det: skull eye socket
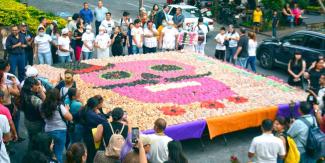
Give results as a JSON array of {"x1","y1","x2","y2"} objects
[
  {"x1": 150, "y1": 64, "x2": 183, "y2": 72},
  {"x1": 101, "y1": 71, "x2": 132, "y2": 80}
]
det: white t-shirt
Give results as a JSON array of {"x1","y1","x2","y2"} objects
[
  {"x1": 194, "y1": 24, "x2": 209, "y2": 44},
  {"x1": 100, "y1": 19, "x2": 115, "y2": 36},
  {"x1": 248, "y1": 39, "x2": 258, "y2": 57},
  {"x1": 131, "y1": 27, "x2": 144, "y2": 46},
  {"x1": 249, "y1": 133, "x2": 285, "y2": 163},
  {"x1": 0, "y1": 114, "x2": 10, "y2": 163},
  {"x1": 215, "y1": 33, "x2": 226, "y2": 50},
  {"x1": 162, "y1": 27, "x2": 179, "y2": 50},
  {"x1": 144, "y1": 28, "x2": 158, "y2": 48},
  {"x1": 146, "y1": 134, "x2": 172, "y2": 163},
  {"x1": 227, "y1": 32, "x2": 239, "y2": 48},
  {"x1": 34, "y1": 34, "x2": 52, "y2": 53},
  {"x1": 57, "y1": 36, "x2": 71, "y2": 56},
  {"x1": 82, "y1": 32, "x2": 95, "y2": 52}
]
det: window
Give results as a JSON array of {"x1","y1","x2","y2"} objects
[
  {"x1": 304, "y1": 35, "x2": 323, "y2": 50},
  {"x1": 183, "y1": 8, "x2": 202, "y2": 18},
  {"x1": 169, "y1": 7, "x2": 176, "y2": 16},
  {"x1": 283, "y1": 34, "x2": 305, "y2": 46}
]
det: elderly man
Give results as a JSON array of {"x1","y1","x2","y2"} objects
[
  {"x1": 94, "y1": 0, "x2": 108, "y2": 35},
  {"x1": 172, "y1": 7, "x2": 184, "y2": 29}
]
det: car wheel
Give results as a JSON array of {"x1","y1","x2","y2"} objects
[{"x1": 259, "y1": 49, "x2": 274, "y2": 69}]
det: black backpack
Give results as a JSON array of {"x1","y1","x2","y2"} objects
[{"x1": 300, "y1": 117, "x2": 325, "y2": 159}]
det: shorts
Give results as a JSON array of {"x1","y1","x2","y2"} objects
[{"x1": 253, "y1": 22, "x2": 261, "y2": 26}]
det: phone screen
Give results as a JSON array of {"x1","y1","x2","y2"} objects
[
  {"x1": 7, "y1": 75, "x2": 13, "y2": 80},
  {"x1": 131, "y1": 127, "x2": 139, "y2": 144}
]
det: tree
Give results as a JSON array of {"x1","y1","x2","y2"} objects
[{"x1": 318, "y1": 0, "x2": 325, "y2": 12}]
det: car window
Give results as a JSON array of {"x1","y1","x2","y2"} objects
[
  {"x1": 169, "y1": 7, "x2": 176, "y2": 16},
  {"x1": 304, "y1": 35, "x2": 323, "y2": 50},
  {"x1": 283, "y1": 34, "x2": 305, "y2": 46},
  {"x1": 183, "y1": 8, "x2": 202, "y2": 18}
]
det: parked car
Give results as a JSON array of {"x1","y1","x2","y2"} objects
[
  {"x1": 167, "y1": 4, "x2": 214, "y2": 32},
  {"x1": 257, "y1": 30, "x2": 325, "y2": 69}
]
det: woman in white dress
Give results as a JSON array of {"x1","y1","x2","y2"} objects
[
  {"x1": 94, "y1": 26, "x2": 111, "y2": 59},
  {"x1": 160, "y1": 20, "x2": 179, "y2": 51}
]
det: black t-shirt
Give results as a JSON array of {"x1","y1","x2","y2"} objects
[
  {"x1": 100, "y1": 121, "x2": 128, "y2": 150},
  {"x1": 309, "y1": 68, "x2": 325, "y2": 92},
  {"x1": 74, "y1": 29, "x2": 84, "y2": 46},
  {"x1": 237, "y1": 35, "x2": 249, "y2": 58}
]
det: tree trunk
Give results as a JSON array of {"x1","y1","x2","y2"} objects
[{"x1": 318, "y1": 0, "x2": 325, "y2": 12}]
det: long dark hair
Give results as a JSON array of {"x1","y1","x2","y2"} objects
[
  {"x1": 42, "y1": 89, "x2": 61, "y2": 119},
  {"x1": 68, "y1": 88, "x2": 77, "y2": 102},
  {"x1": 79, "y1": 97, "x2": 100, "y2": 124},
  {"x1": 290, "y1": 52, "x2": 303, "y2": 67},
  {"x1": 275, "y1": 116, "x2": 290, "y2": 131},
  {"x1": 31, "y1": 133, "x2": 54, "y2": 158},
  {"x1": 65, "y1": 143, "x2": 86, "y2": 163},
  {"x1": 167, "y1": 141, "x2": 188, "y2": 163}
]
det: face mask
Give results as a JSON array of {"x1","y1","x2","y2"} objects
[
  {"x1": 86, "y1": 30, "x2": 91, "y2": 34},
  {"x1": 167, "y1": 25, "x2": 173, "y2": 29},
  {"x1": 39, "y1": 32, "x2": 44, "y2": 37},
  {"x1": 99, "y1": 31, "x2": 104, "y2": 35}
]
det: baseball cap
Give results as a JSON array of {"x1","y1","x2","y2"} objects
[{"x1": 62, "y1": 28, "x2": 69, "y2": 34}]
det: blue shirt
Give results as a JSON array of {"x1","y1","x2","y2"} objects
[
  {"x1": 85, "y1": 109, "x2": 108, "y2": 129},
  {"x1": 64, "y1": 98, "x2": 82, "y2": 115},
  {"x1": 6, "y1": 33, "x2": 27, "y2": 55},
  {"x1": 94, "y1": 7, "x2": 108, "y2": 22},
  {"x1": 80, "y1": 8, "x2": 93, "y2": 24}
]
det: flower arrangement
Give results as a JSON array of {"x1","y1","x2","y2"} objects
[{"x1": 34, "y1": 52, "x2": 307, "y2": 130}]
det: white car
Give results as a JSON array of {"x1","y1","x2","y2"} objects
[{"x1": 167, "y1": 4, "x2": 214, "y2": 32}]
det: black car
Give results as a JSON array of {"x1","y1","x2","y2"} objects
[{"x1": 257, "y1": 31, "x2": 325, "y2": 69}]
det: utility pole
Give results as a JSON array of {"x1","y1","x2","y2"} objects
[{"x1": 139, "y1": 0, "x2": 144, "y2": 10}]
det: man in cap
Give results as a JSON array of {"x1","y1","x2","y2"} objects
[
  {"x1": 5, "y1": 25, "x2": 27, "y2": 81},
  {"x1": 19, "y1": 23, "x2": 34, "y2": 65},
  {"x1": 20, "y1": 66, "x2": 53, "y2": 91}
]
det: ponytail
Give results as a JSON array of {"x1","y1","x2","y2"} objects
[{"x1": 65, "y1": 143, "x2": 86, "y2": 163}]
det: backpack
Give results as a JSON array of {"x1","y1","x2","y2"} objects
[
  {"x1": 104, "y1": 122, "x2": 125, "y2": 158},
  {"x1": 197, "y1": 25, "x2": 205, "y2": 44},
  {"x1": 285, "y1": 136, "x2": 300, "y2": 163},
  {"x1": 300, "y1": 117, "x2": 325, "y2": 159}
]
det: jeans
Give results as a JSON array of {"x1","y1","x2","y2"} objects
[
  {"x1": 246, "y1": 56, "x2": 256, "y2": 72},
  {"x1": 132, "y1": 45, "x2": 141, "y2": 54},
  {"x1": 287, "y1": 16, "x2": 294, "y2": 28},
  {"x1": 82, "y1": 51, "x2": 93, "y2": 60},
  {"x1": 58, "y1": 56, "x2": 72, "y2": 63},
  {"x1": 226, "y1": 47, "x2": 237, "y2": 64},
  {"x1": 9, "y1": 54, "x2": 26, "y2": 81},
  {"x1": 69, "y1": 124, "x2": 84, "y2": 144},
  {"x1": 272, "y1": 26, "x2": 277, "y2": 38},
  {"x1": 24, "y1": 119, "x2": 44, "y2": 149},
  {"x1": 38, "y1": 51, "x2": 52, "y2": 65},
  {"x1": 237, "y1": 57, "x2": 249, "y2": 68},
  {"x1": 95, "y1": 21, "x2": 101, "y2": 35},
  {"x1": 143, "y1": 46, "x2": 157, "y2": 54},
  {"x1": 25, "y1": 48, "x2": 33, "y2": 65},
  {"x1": 195, "y1": 43, "x2": 205, "y2": 54},
  {"x1": 47, "y1": 130, "x2": 67, "y2": 163},
  {"x1": 127, "y1": 46, "x2": 133, "y2": 55},
  {"x1": 300, "y1": 152, "x2": 317, "y2": 163}
]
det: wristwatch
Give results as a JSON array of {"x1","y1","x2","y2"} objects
[{"x1": 314, "y1": 109, "x2": 320, "y2": 113}]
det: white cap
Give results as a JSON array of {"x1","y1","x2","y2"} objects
[
  {"x1": 25, "y1": 66, "x2": 38, "y2": 77},
  {"x1": 62, "y1": 28, "x2": 69, "y2": 34}
]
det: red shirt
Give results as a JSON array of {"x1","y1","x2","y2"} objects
[{"x1": 0, "y1": 104, "x2": 12, "y2": 120}]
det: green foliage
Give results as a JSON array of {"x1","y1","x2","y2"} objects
[
  {"x1": 306, "y1": 5, "x2": 322, "y2": 11},
  {"x1": 0, "y1": 0, "x2": 66, "y2": 34},
  {"x1": 297, "y1": 0, "x2": 309, "y2": 9}
]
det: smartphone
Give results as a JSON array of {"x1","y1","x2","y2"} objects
[
  {"x1": 131, "y1": 127, "x2": 139, "y2": 144},
  {"x1": 7, "y1": 75, "x2": 13, "y2": 80}
]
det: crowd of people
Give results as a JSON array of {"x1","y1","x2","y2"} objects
[
  {"x1": 0, "y1": 1, "x2": 324, "y2": 163},
  {"x1": 0, "y1": 63, "x2": 189, "y2": 163}
]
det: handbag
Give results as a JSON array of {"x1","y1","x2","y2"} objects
[{"x1": 57, "y1": 105, "x2": 75, "y2": 132}]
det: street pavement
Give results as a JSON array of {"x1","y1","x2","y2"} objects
[{"x1": 9, "y1": 1, "x2": 310, "y2": 163}]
